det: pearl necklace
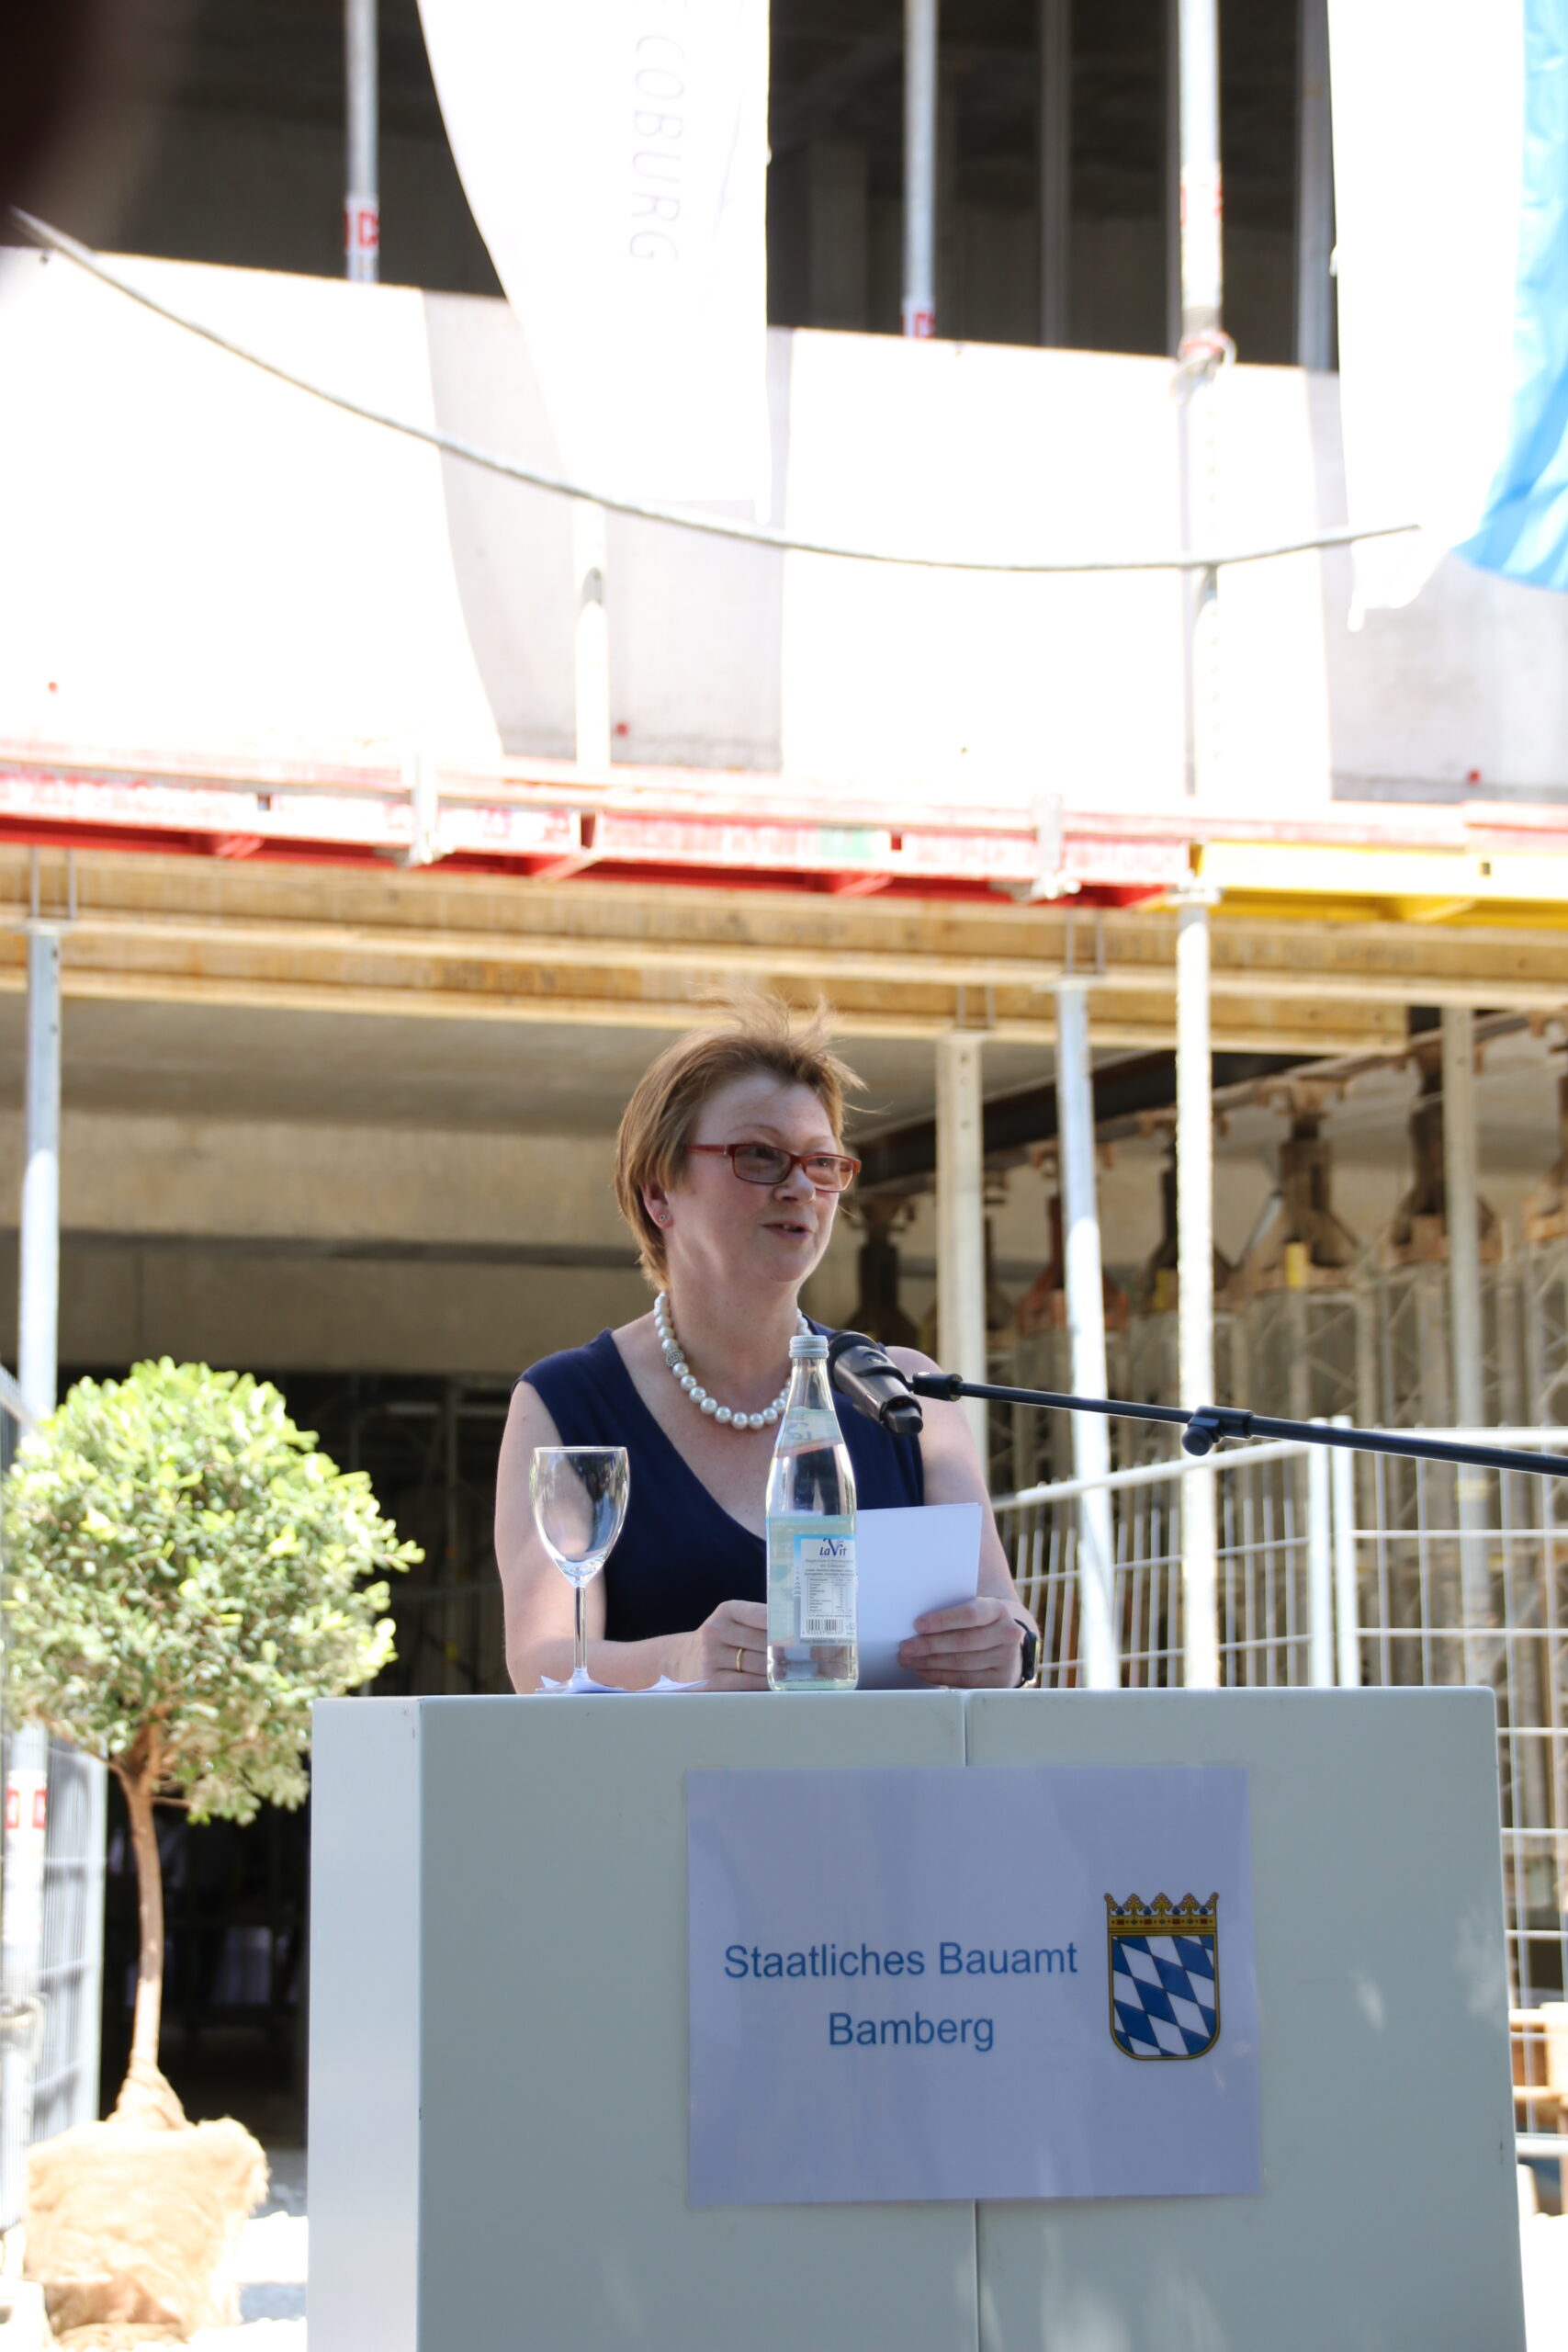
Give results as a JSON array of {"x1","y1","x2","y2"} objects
[{"x1": 653, "y1": 1291, "x2": 808, "y2": 1431}]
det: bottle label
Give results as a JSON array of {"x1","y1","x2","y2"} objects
[
  {"x1": 798, "y1": 1533, "x2": 856, "y2": 1639},
  {"x1": 768, "y1": 1521, "x2": 856, "y2": 1644}
]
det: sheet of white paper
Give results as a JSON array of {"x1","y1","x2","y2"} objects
[{"x1": 854, "y1": 1503, "x2": 982, "y2": 1690}]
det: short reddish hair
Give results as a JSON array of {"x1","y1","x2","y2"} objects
[{"x1": 614, "y1": 993, "x2": 863, "y2": 1286}]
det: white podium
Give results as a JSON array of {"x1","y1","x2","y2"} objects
[{"x1": 309, "y1": 1690, "x2": 1525, "y2": 2352}]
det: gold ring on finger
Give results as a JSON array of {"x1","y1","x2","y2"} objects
[{"x1": 735, "y1": 1645, "x2": 744, "y2": 1677}]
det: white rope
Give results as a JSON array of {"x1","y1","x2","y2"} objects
[{"x1": 10, "y1": 208, "x2": 1418, "y2": 579}]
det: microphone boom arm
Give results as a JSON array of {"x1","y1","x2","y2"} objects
[{"x1": 907, "y1": 1373, "x2": 1568, "y2": 1482}]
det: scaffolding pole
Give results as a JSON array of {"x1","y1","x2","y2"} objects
[
  {"x1": 345, "y1": 0, "x2": 379, "y2": 282},
  {"x1": 1178, "y1": 895, "x2": 1220, "y2": 1686},
  {"x1": 1055, "y1": 983, "x2": 1118, "y2": 1686},
  {"x1": 903, "y1": 0, "x2": 939, "y2": 336},
  {"x1": 936, "y1": 1032, "x2": 987, "y2": 1464}
]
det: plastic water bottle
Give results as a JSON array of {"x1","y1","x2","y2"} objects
[{"x1": 766, "y1": 1330, "x2": 858, "y2": 1691}]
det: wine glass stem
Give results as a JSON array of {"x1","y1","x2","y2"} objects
[{"x1": 575, "y1": 1580, "x2": 588, "y2": 1685}]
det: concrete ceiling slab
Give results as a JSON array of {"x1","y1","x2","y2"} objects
[{"x1": 0, "y1": 992, "x2": 1057, "y2": 1137}]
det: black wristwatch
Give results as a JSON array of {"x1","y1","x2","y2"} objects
[{"x1": 1013, "y1": 1618, "x2": 1039, "y2": 1687}]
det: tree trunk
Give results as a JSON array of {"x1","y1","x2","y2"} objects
[
  {"x1": 121, "y1": 1762, "x2": 163, "y2": 2076},
  {"x1": 112, "y1": 1749, "x2": 185, "y2": 2127}
]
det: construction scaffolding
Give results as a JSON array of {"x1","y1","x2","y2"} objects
[
  {"x1": 976, "y1": 1029, "x2": 1568, "y2": 2158},
  {"x1": 1521, "y1": 1054, "x2": 1568, "y2": 1435},
  {"x1": 300, "y1": 1373, "x2": 513, "y2": 1699}
]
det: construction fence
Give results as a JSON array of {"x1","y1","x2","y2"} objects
[
  {"x1": 996, "y1": 1425, "x2": 1568, "y2": 2159},
  {"x1": 0, "y1": 1734, "x2": 108, "y2": 2228}
]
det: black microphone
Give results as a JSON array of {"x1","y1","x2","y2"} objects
[{"x1": 827, "y1": 1329, "x2": 925, "y2": 1438}]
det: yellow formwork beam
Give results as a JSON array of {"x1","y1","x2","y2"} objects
[{"x1": 1198, "y1": 840, "x2": 1568, "y2": 924}]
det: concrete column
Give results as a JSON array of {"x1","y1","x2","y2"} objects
[
  {"x1": 1055, "y1": 984, "x2": 1118, "y2": 1687},
  {"x1": 935, "y1": 1032, "x2": 987, "y2": 1464},
  {"x1": 573, "y1": 503, "x2": 612, "y2": 772},
  {"x1": 1038, "y1": 0, "x2": 1071, "y2": 345},
  {"x1": 1295, "y1": 0, "x2": 1334, "y2": 368},
  {"x1": 903, "y1": 0, "x2": 939, "y2": 334},
  {"x1": 19, "y1": 925, "x2": 61, "y2": 1422},
  {"x1": 1177, "y1": 894, "x2": 1220, "y2": 1687},
  {"x1": 344, "y1": 0, "x2": 378, "y2": 282}
]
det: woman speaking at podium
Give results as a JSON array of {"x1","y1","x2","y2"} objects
[{"x1": 496, "y1": 997, "x2": 1033, "y2": 1691}]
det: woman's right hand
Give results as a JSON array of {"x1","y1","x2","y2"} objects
[{"x1": 675, "y1": 1598, "x2": 770, "y2": 1689}]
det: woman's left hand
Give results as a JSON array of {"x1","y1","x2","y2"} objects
[{"x1": 898, "y1": 1597, "x2": 1026, "y2": 1689}]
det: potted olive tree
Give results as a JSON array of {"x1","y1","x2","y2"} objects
[{"x1": 2, "y1": 1359, "x2": 419, "y2": 2335}]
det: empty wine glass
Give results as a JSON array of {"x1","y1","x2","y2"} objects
[{"x1": 530, "y1": 1446, "x2": 629, "y2": 1692}]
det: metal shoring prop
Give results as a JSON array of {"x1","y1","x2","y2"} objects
[
  {"x1": 1172, "y1": 0, "x2": 1231, "y2": 1686},
  {"x1": 903, "y1": 0, "x2": 939, "y2": 336},
  {"x1": 1442, "y1": 1006, "x2": 1495, "y2": 1689},
  {"x1": 1055, "y1": 981, "x2": 1118, "y2": 1690},
  {"x1": 344, "y1": 0, "x2": 379, "y2": 282}
]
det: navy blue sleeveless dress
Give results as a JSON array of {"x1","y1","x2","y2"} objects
[{"x1": 520, "y1": 1326, "x2": 924, "y2": 1643}]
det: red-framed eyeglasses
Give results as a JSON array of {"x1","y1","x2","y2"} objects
[{"x1": 687, "y1": 1142, "x2": 861, "y2": 1193}]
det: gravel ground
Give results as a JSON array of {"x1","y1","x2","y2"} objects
[
  {"x1": 185, "y1": 2326, "x2": 306, "y2": 2351},
  {"x1": 189, "y1": 2146, "x2": 307, "y2": 2347}
]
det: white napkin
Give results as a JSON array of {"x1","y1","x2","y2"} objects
[{"x1": 536, "y1": 1673, "x2": 707, "y2": 1694}]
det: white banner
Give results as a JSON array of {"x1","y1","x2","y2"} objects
[
  {"x1": 416, "y1": 0, "x2": 772, "y2": 508},
  {"x1": 1327, "y1": 0, "x2": 1526, "y2": 614},
  {"x1": 688, "y1": 1764, "x2": 1259, "y2": 2205}
]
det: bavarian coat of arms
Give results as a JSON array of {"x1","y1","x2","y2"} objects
[{"x1": 1105, "y1": 1893, "x2": 1221, "y2": 2059}]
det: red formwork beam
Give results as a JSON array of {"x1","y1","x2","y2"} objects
[{"x1": 0, "y1": 741, "x2": 1564, "y2": 904}]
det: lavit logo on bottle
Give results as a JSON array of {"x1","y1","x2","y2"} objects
[{"x1": 794, "y1": 1531, "x2": 855, "y2": 1640}]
